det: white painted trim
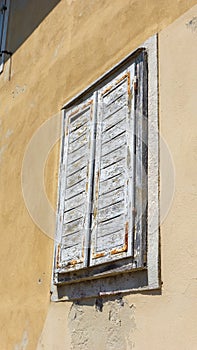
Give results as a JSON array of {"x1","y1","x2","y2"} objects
[{"x1": 144, "y1": 34, "x2": 160, "y2": 289}]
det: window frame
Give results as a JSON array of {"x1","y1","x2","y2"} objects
[
  {"x1": 0, "y1": 0, "x2": 10, "y2": 73},
  {"x1": 51, "y1": 34, "x2": 159, "y2": 301}
]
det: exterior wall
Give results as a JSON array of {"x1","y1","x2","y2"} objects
[{"x1": 0, "y1": 1, "x2": 197, "y2": 349}]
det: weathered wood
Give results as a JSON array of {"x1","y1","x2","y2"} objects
[
  {"x1": 66, "y1": 166, "x2": 87, "y2": 188},
  {"x1": 103, "y1": 94, "x2": 127, "y2": 120},
  {"x1": 62, "y1": 231, "x2": 82, "y2": 247},
  {"x1": 101, "y1": 145, "x2": 126, "y2": 169},
  {"x1": 102, "y1": 119, "x2": 126, "y2": 145},
  {"x1": 69, "y1": 109, "x2": 89, "y2": 131},
  {"x1": 98, "y1": 200, "x2": 125, "y2": 222},
  {"x1": 103, "y1": 80, "x2": 127, "y2": 105},
  {"x1": 63, "y1": 217, "x2": 84, "y2": 236},
  {"x1": 67, "y1": 143, "x2": 88, "y2": 165},
  {"x1": 90, "y1": 64, "x2": 136, "y2": 266},
  {"x1": 96, "y1": 229, "x2": 125, "y2": 252},
  {"x1": 102, "y1": 106, "x2": 127, "y2": 131},
  {"x1": 98, "y1": 186, "x2": 125, "y2": 209},
  {"x1": 66, "y1": 157, "x2": 86, "y2": 177},
  {"x1": 97, "y1": 214, "x2": 125, "y2": 237},
  {"x1": 68, "y1": 132, "x2": 88, "y2": 153},
  {"x1": 69, "y1": 122, "x2": 88, "y2": 143},
  {"x1": 64, "y1": 204, "x2": 85, "y2": 224},
  {"x1": 64, "y1": 191, "x2": 85, "y2": 211},
  {"x1": 99, "y1": 173, "x2": 125, "y2": 196},
  {"x1": 101, "y1": 132, "x2": 126, "y2": 156},
  {"x1": 61, "y1": 243, "x2": 82, "y2": 263},
  {"x1": 65, "y1": 179, "x2": 86, "y2": 199},
  {"x1": 100, "y1": 158, "x2": 126, "y2": 182},
  {"x1": 56, "y1": 99, "x2": 94, "y2": 272}
]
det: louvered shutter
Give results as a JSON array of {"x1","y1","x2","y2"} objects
[
  {"x1": 90, "y1": 63, "x2": 137, "y2": 266},
  {"x1": 55, "y1": 95, "x2": 96, "y2": 272},
  {"x1": 90, "y1": 53, "x2": 148, "y2": 267}
]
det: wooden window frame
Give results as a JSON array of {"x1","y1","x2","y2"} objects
[{"x1": 51, "y1": 34, "x2": 159, "y2": 301}]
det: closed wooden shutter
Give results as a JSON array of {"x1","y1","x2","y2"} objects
[
  {"x1": 90, "y1": 52, "x2": 148, "y2": 267},
  {"x1": 90, "y1": 62, "x2": 137, "y2": 266},
  {"x1": 55, "y1": 95, "x2": 96, "y2": 272}
]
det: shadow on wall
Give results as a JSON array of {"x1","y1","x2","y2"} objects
[{"x1": 5, "y1": 0, "x2": 61, "y2": 60}]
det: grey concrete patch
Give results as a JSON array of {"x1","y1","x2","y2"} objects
[{"x1": 68, "y1": 297, "x2": 136, "y2": 350}]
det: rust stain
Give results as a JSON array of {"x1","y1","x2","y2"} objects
[
  {"x1": 124, "y1": 221, "x2": 129, "y2": 251},
  {"x1": 69, "y1": 108, "x2": 80, "y2": 118},
  {"x1": 133, "y1": 76, "x2": 138, "y2": 92},
  {"x1": 111, "y1": 222, "x2": 128, "y2": 255},
  {"x1": 67, "y1": 259, "x2": 78, "y2": 266},
  {"x1": 93, "y1": 252, "x2": 105, "y2": 259},
  {"x1": 82, "y1": 99, "x2": 93, "y2": 110},
  {"x1": 93, "y1": 206, "x2": 97, "y2": 219},
  {"x1": 56, "y1": 244, "x2": 61, "y2": 268},
  {"x1": 102, "y1": 84, "x2": 113, "y2": 95},
  {"x1": 110, "y1": 246, "x2": 126, "y2": 255},
  {"x1": 116, "y1": 73, "x2": 128, "y2": 85},
  {"x1": 68, "y1": 100, "x2": 93, "y2": 118},
  {"x1": 102, "y1": 73, "x2": 128, "y2": 96},
  {"x1": 127, "y1": 72, "x2": 131, "y2": 96}
]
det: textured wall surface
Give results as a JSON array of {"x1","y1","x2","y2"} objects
[{"x1": 0, "y1": 1, "x2": 197, "y2": 349}]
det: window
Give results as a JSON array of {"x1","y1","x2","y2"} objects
[
  {"x1": 0, "y1": 0, "x2": 10, "y2": 73},
  {"x1": 52, "y1": 35, "x2": 159, "y2": 301}
]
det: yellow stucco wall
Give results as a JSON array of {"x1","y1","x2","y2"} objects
[{"x1": 0, "y1": 1, "x2": 197, "y2": 349}]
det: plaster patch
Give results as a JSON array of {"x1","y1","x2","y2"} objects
[
  {"x1": 186, "y1": 17, "x2": 197, "y2": 32},
  {"x1": 12, "y1": 85, "x2": 27, "y2": 99},
  {"x1": 68, "y1": 298, "x2": 136, "y2": 350}
]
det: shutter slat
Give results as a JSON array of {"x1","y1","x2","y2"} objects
[
  {"x1": 90, "y1": 65, "x2": 136, "y2": 265},
  {"x1": 99, "y1": 173, "x2": 125, "y2": 196},
  {"x1": 98, "y1": 201, "x2": 125, "y2": 222},
  {"x1": 64, "y1": 192, "x2": 85, "y2": 211},
  {"x1": 97, "y1": 215, "x2": 125, "y2": 237},
  {"x1": 98, "y1": 187, "x2": 125, "y2": 209},
  {"x1": 101, "y1": 145, "x2": 126, "y2": 168},
  {"x1": 66, "y1": 166, "x2": 87, "y2": 188},
  {"x1": 101, "y1": 132, "x2": 126, "y2": 156}
]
